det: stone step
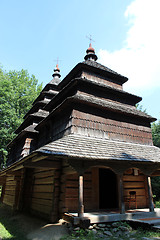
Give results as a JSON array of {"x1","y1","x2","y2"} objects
[
  {"x1": 152, "y1": 225, "x2": 160, "y2": 230},
  {"x1": 137, "y1": 218, "x2": 160, "y2": 226}
]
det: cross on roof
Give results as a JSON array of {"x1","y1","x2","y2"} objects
[
  {"x1": 86, "y1": 34, "x2": 95, "y2": 44},
  {"x1": 53, "y1": 57, "x2": 62, "y2": 67}
]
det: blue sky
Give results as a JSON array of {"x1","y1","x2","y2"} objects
[{"x1": 0, "y1": 0, "x2": 160, "y2": 121}]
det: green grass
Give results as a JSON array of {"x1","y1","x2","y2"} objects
[
  {"x1": 0, "y1": 204, "x2": 27, "y2": 240},
  {"x1": 155, "y1": 200, "x2": 160, "y2": 208},
  {"x1": 0, "y1": 223, "x2": 13, "y2": 239}
]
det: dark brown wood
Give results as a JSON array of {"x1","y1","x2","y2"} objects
[
  {"x1": 118, "y1": 174, "x2": 125, "y2": 214},
  {"x1": 146, "y1": 176, "x2": 154, "y2": 212},
  {"x1": 78, "y1": 174, "x2": 84, "y2": 218},
  {"x1": 91, "y1": 167, "x2": 99, "y2": 209},
  {"x1": 23, "y1": 160, "x2": 61, "y2": 169}
]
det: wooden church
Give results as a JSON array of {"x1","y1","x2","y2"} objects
[{"x1": 1, "y1": 44, "x2": 160, "y2": 223}]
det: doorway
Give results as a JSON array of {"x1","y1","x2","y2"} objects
[{"x1": 99, "y1": 168, "x2": 118, "y2": 209}]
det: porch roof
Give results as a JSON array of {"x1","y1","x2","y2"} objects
[{"x1": 37, "y1": 134, "x2": 160, "y2": 163}]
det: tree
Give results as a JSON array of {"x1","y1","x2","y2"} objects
[
  {"x1": 152, "y1": 121, "x2": 160, "y2": 148},
  {"x1": 0, "y1": 67, "x2": 42, "y2": 168},
  {"x1": 151, "y1": 121, "x2": 160, "y2": 200}
]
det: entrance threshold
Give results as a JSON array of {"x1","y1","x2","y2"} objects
[{"x1": 63, "y1": 209, "x2": 160, "y2": 225}]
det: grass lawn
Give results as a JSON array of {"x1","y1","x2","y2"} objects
[{"x1": 0, "y1": 204, "x2": 28, "y2": 240}]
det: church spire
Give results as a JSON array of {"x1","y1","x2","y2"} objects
[
  {"x1": 52, "y1": 64, "x2": 61, "y2": 85},
  {"x1": 84, "y1": 43, "x2": 98, "y2": 61}
]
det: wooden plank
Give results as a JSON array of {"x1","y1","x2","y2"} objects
[
  {"x1": 123, "y1": 182, "x2": 145, "y2": 188},
  {"x1": 32, "y1": 192, "x2": 53, "y2": 200},
  {"x1": 66, "y1": 180, "x2": 91, "y2": 188},
  {"x1": 34, "y1": 168, "x2": 51, "y2": 173},
  {"x1": 34, "y1": 176, "x2": 54, "y2": 185},
  {"x1": 4, "y1": 190, "x2": 15, "y2": 195},
  {"x1": 32, "y1": 198, "x2": 52, "y2": 206},
  {"x1": 3, "y1": 194, "x2": 14, "y2": 204},
  {"x1": 33, "y1": 185, "x2": 54, "y2": 193},
  {"x1": 65, "y1": 198, "x2": 78, "y2": 210},
  {"x1": 5, "y1": 181, "x2": 16, "y2": 185},
  {"x1": 33, "y1": 171, "x2": 54, "y2": 179},
  {"x1": 66, "y1": 174, "x2": 78, "y2": 180},
  {"x1": 65, "y1": 188, "x2": 92, "y2": 197},
  {"x1": 24, "y1": 160, "x2": 60, "y2": 169},
  {"x1": 6, "y1": 176, "x2": 15, "y2": 181},
  {"x1": 5, "y1": 186, "x2": 16, "y2": 191},
  {"x1": 123, "y1": 175, "x2": 144, "y2": 182},
  {"x1": 124, "y1": 188, "x2": 146, "y2": 196},
  {"x1": 31, "y1": 203, "x2": 51, "y2": 214}
]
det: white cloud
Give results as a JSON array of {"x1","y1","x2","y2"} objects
[{"x1": 98, "y1": 0, "x2": 160, "y2": 96}]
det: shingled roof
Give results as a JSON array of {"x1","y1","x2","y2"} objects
[
  {"x1": 74, "y1": 93, "x2": 156, "y2": 121},
  {"x1": 37, "y1": 134, "x2": 160, "y2": 163},
  {"x1": 82, "y1": 60, "x2": 127, "y2": 79}
]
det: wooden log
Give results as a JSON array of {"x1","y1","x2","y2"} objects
[
  {"x1": 123, "y1": 182, "x2": 145, "y2": 188},
  {"x1": 24, "y1": 160, "x2": 61, "y2": 169},
  {"x1": 32, "y1": 184, "x2": 54, "y2": 193},
  {"x1": 32, "y1": 192, "x2": 53, "y2": 200},
  {"x1": 118, "y1": 175, "x2": 125, "y2": 214},
  {"x1": 78, "y1": 175, "x2": 84, "y2": 218},
  {"x1": 146, "y1": 176, "x2": 154, "y2": 212},
  {"x1": 32, "y1": 198, "x2": 52, "y2": 206},
  {"x1": 33, "y1": 171, "x2": 54, "y2": 179},
  {"x1": 123, "y1": 175, "x2": 144, "y2": 182},
  {"x1": 124, "y1": 188, "x2": 146, "y2": 196},
  {"x1": 31, "y1": 203, "x2": 51, "y2": 214},
  {"x1": 34, "y1": 176, "x2": 54, "y2": 185}
]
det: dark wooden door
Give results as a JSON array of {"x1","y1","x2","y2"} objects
[{"x1": 99, "y1": 168, "x2": 118, "y2": 209}]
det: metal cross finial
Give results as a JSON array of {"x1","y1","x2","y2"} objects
[
  {"x1": 86, "y1": 34, "x2": 95, "y2": 44},
  {"x1": 53, "y1": 57, "x2": 62, "y2": 67}
]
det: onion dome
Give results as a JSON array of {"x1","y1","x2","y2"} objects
[
  {"x1": 84, "y1": 43, "x2": 98, "y2": 61},
  {"x1": 52, "y1": 64, "x2": 61, "y2": 85}
]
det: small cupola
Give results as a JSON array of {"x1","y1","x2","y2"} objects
[
  {"x1": 84, "y1": 43, "x2": 98, "y2": 61},
  {"x1": 52, "y1": 64, "x2": 61, "y2": 85}
]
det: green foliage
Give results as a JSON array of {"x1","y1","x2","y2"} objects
[
  {"x1": 155, "y1": 200, "x2": 160, "y2": 208},
  {"x1": 151, "y1": 121, "x2": 160, "y2": 200},
  {"x1": 151, "y1": 176, "x2": 160, "y2": 201},
  {"x1": 61, "y1": 229, "x2": 97, "y2": 240},
  {"x1": 152, "y1": 120, "x2": 160, "y2": 148},
  {"x1": 0, "y1": 66, "x2": 42, "y2": 168},
  {"x1": 135, "y1": 103, "x2": 147, "y2": 113}
]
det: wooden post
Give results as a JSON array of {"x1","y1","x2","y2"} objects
[
  {"x1": 0, "y1": 179, "x2": 6, "y2": 203},
  {"x1": 147, "y1": 176, "x2": 154, "y2": 212},
  {"x1": 118, "y1": 174, "x2": 125, "y2": 214},
  {"x1": 78, "y1": 174, "x2": 84, "y2": 218}
]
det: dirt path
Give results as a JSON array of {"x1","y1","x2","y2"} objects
[
  {"x1": 27, "y1": 223, "x2": 68, "y2": 240},
  {"x1": 0, "y1": 204, "x2": 68, "y2": 240},
  {"x1": 11, "y1": 214, "x2": 69, "y2": 240}
]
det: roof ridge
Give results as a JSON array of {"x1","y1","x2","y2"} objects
[{"x1": 82, "y1": 60, "x2": 127, "y2": 79}]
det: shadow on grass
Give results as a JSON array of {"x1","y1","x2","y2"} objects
[{"x1": 0, "y1": 203, "x2": 28, "y2": 240}]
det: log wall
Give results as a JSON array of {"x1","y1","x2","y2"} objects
[
  {"x1": 63, "y1": 167, "x2": 149, "y2": 213},
  {"x1": 3, "y1": 171, "x2": 23, "y2": 209},
  {"x1": 72, "y1": 110, "x2": 153, "y2": 145},
  {"x1": 123, "y1": 169, "x2": 148, "y2": 209},
  {"x1": 3, "y1": 176, "x2": 16, "y2": 207},
  {"x1": 30, "y1": 168, "x2": 54, "y2": 218},
  {"x1": 62, "y1": 170, "x2": 93, "y2": 212}
]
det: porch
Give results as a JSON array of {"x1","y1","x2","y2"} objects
[{"x1": 63, "y1": 208, "x2": 160, "y2": 225}]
